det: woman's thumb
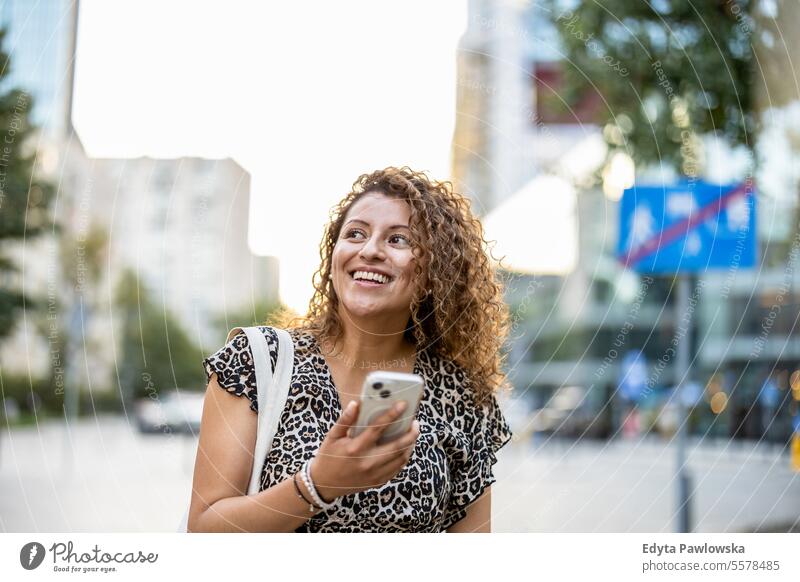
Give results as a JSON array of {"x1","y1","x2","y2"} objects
[{"x1": 329, "y1": 400, "x2": 359, "y2": 439}]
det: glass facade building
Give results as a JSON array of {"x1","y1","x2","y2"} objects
[{"x1": 0, "y1": 0, "x2": 79, "y2": 138}]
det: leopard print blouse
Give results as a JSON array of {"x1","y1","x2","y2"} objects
[{"x1": 202, "y1": 326, "x2": 513, "y2": 532}]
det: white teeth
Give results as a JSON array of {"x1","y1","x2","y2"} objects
[{"x1": 352, "y1": 270, "x2": 390, "y2": 284}]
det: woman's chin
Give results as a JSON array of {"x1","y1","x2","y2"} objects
[
  {"x1": 340, "y1": 297, "x2": 402, "y2": 319},
  {"x1": 341, "y1": 303, "x2": 382, "y2": 318}
]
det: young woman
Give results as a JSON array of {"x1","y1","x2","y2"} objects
[{"x1": 188, "y1": 166, "x2": 513, "y2": 532}]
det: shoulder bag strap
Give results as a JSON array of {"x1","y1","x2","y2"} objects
[
  {"x1": 232, "y1": 326, "x2": 294, "y2": 495},
  {"x1": 180, "y1": 326, "x2": 294, "y2": 531}
]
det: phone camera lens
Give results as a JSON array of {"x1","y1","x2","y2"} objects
[
  {"x1": 379, "y1": 389, "x2": 391, "y2": 399},
  {"x1": 372, "y1": 382, "x2": 383, "y2": 390}
]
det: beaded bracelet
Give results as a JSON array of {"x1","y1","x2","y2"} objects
[
  {"x1": 300, "y1": 459, "x2": 336, "y2": 510},
  {"x1": 292, "y1": 472, "x2": 319, "y2": 513}
]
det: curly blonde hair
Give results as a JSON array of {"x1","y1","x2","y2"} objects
[{"x1": 276, "y1": 166, "x2": 511, "y2": 405}]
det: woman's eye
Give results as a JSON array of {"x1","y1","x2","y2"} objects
[
  {"x1": 389, "y1": 234, "x2": 410, "y2": 245},
  {"x1": 346, "y1": 229, "x2": 366, "y2": 239}
]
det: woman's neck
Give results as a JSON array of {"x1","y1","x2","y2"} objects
[
  {"x1": 321, "y1": 328, "x2": 414, "y2": 368},
  {"x1": 318, "y1": 308, "x2": 415, "y2": 367}
]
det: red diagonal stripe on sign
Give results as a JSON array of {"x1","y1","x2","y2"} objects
[{"x1": 620, "y1": 183, "x2": 750, "y2": 268}]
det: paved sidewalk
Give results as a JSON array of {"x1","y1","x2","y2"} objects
[
  {"x1": 493, "y1": 436, "x2": 800, "y2": 532},
  {"x1": 1, "y1": 416, "x2": 797, "y2": 532}
]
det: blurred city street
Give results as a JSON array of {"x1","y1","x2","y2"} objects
[
  {"x1": 1, "y1": 415, "x2": 797, "y2": 533},
  {"x1": 3, "y1": 0, "x2": 800, "y2": 545}
]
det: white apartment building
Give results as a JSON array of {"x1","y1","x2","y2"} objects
[{"x1": 92, "y1": 156, "x2": 279, "y2": 354}]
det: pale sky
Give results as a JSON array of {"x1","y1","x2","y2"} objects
[{"x1": 73, "y1": 0, "x2": 467, "y2": 312}]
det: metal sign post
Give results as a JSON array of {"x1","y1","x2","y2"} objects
[
  {"x1": 674, "y1": 275, "x2": 691, "y2": 533},
  {"x1": 618, "y1": 180, "x2": 756, "y2": 533}
]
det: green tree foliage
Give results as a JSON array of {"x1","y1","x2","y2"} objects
[
  {"x1": 115, "y1": 269, "x2": 204, "y2": 402},
  {"x1": 547, "y1": 0, "x2": 756, "y2": 173},
  {"x1": 0, "y1": 28, "x2": 56, "y2": 339},
  {"x1": 59, "y1": 223, "x2": 109, "y2": 293}
]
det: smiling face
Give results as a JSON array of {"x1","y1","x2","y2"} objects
[{"x1": 330, "y1": 190, "x2": 426, "y2": 327}]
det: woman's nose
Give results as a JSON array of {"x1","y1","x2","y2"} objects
[{"x1": 359, "y1": 236, "x2": 386, "y2": 260}]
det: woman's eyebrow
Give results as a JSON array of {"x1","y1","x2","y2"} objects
[{"x1": 345, "y1": 219, "x2": 410, "y2": 229}]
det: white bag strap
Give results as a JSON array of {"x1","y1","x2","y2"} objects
[
  {"x1": 227, "y1": 326, "x2": 294, "y2": 495},
  {"x1": 180, "y1": 326, "x2": 294, "y2": 531}
]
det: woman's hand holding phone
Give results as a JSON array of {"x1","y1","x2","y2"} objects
[{"x1": 310, "y1": 399, "x2": 420, "y2": 502}]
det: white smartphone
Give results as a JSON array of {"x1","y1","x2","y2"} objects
[{"x1": 348, "y1": 371, "x2": 424, "y2": 445}]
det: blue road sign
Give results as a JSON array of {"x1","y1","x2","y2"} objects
[{"x1": 617, "y1": 181, "x2": 756, "y2": 273}]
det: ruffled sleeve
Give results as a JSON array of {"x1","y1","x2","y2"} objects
[
  {"x1": 441, "y1": 389, "x2": 513, "y2": 530},
  {"x1": 201, "y1": 326, "x2": 279, "y2": 414}
]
